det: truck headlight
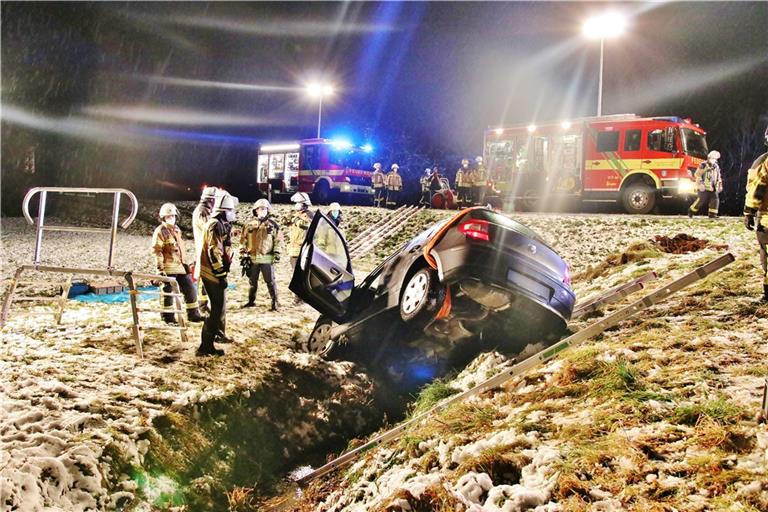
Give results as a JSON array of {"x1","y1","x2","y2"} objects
[
  {"x1": 678, "y1": 179, "x2": 695, "y2": 195},
  {"x1": 342, "y1": 184, "x2": 351, "y2": 191}
]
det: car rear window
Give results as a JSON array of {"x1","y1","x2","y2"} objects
[{"x1": 469, "y1": 209, "x2": 547, "y2": 244}]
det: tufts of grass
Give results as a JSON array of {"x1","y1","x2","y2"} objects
[
  {"x1": 455, "y1": 446, "x2": 531, "y2": 487},
  {"x1": 376, "y1": 482, "x2": 459, "y2": 512},
  {"x1": 408, "y1": 378, "x2": 460, "y2": 417},
  {"x1": 672, "y1": 397, "x2": 744, "y2": 426},
  {"x1": 574, "y1": 241, "x2": 662, "y2": 282}
]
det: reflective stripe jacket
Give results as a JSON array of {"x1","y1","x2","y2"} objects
[
  {"x1": 694, "y1": 162, "x2": 723, "y2": 193},
  {"x1": 199, "y1": 218, "x2": 233, "y2": 282},
  {"x1": 372, "y1": 170, "x2": 385, "y2": 188},
  {"x1": 192, "y1": 201, "x2": 212, "y2": 278},
  {"x1": 745, "y1": 152, "x2": 768, "y2": 227},
  {"x1": 151, "y1": 223, "x2": 188, "y2": 275},
  {"x1": 386, "y1": 171, "x2": 403, "y2": 191},
  {"x1": 287, "y1": 209, "x2": 314, "y2": 257},
  {"x1": 240, "y1": 216, "x2": 281, "y2": 264},
  {"x1": 455, "y1": 168, "x2": 470, "y2": 188},
  {"x1": 473, "y1": 166, "x2": 488, "y2": 186}
]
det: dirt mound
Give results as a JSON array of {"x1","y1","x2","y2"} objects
[
  {"x1": 574, "y1": 241, "x2": 661, "y2": 282},
  {"x1": 651, "y1": 233, "x2": 728, "y2": 254}
]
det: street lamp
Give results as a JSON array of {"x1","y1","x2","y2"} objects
[
  {"x1": 306, "y1": 83, "x2": 334, "y2": 138},
  {"x1": 582, "y1": 12, "x2": 626, "y2": 117}
]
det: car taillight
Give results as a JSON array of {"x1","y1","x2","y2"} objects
[
  {"x1": 458, "y1": 219, "x2": 491, "y2": 242},
  {"x1": 563, "y1": 262, "x2": 572, "y2": 286}
]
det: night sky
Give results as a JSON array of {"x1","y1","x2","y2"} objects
[{"x1": 2, "y1": 1, "x2": 767, "y2": 213}]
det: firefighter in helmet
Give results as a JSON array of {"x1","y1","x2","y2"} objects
[
  {"x1": 193, "y1": 186, "x2": 219, "y2": 314},
  {"x1": 689, "y1": 150, "x2": 723, "y2": 218},
  {"x1": 419, "y1": 168, "x2": 433, "y2": 207},
  {"x1": 327, "y1": 202, "x2": 343, "y2": 227},
  {"x1": 386, "y1": 164, "x2": 403, "y2": 208},
  {"x1": 455, "y1": 158, "x2": 472, "y2": 208},
  {"x1": 287, "y1": 192, "x2": 315, "y2": 302},
  {"x1": 472, "y1": 156, "x2": 488, "y2": 206},
  {"x1": 198, "y1": 192, "x2": 238, "y2": 356},
  {"x1": 371, "y1": 162, "x2": 386, "y2": 207},
  {"x1": 744, "y1": 126, "x2": 768, "y2": 302},
  {"x1": 151, "y1": 203, "x2": 205, "y2": 324},
  {"x1": 240, "y1": 199, "x2": 281, "y2": 311}
]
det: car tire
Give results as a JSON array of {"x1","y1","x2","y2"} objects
[
  {"x1": 313, "y1": 180, "x2": 331, "y2": 205},
  {"x1": 303, "y1": 316, "x2": 337, "y2": 357},
  {"x1": 399, "y1": 267, "x2": 445, "y2": 327},
  {"x1": 621, "y1": 181, "x2": 657, "y2": 214}
]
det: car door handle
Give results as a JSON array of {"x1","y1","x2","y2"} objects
[{"x1": 329, "y1": 267, "x2": 340, "y2": 275}]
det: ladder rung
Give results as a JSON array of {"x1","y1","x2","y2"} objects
[
  {"x1": 137, "y1": 291, "x2": 183, "y2": 297},
  {"x1": 13, "y1": 296, "x2": 61, "y2": 302},
  {"x1": 138, "y1": 325, "x2": 188, "y2": 331},
  {"x1": 135, "y1": 307, "x2": 184, "y2": 314}
]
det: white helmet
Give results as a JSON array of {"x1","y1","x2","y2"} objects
[
  {"x1": 373, "y1": 162, "x2": 382, "y2": 170},
  {"x1": 424, "y1": 168, "x2": 432, "y2": 175},
  {"x1": 391, "y1": 163, "x2": 399, "y2": 170},
  {"x1": 475, "y1": 156, "x2": 483, "y2": 163},
  {"x1": 253, "y1": 198, "x2": 271, "y2": 212},
  {"x1": 328, "y1": 202, "x2": 341, "y2": 211},
  {"x1": 707, "y1": 150, "x2": 720, "y2": 160},
  {"x1": 159, "y1": 203, "x2": 178, "y2": 218},
  {"x1": 200, "y1": 186, "x2": 218, "y2": 200},
  {"x1": 291, "y1": 191, "x2": 312, "y2": 206},
  {"x1": 213, "y1": 192, "x2": 239, "y2": 214}
]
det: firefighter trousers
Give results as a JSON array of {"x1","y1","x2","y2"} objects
[
  {"x1": 419, "y1": 190, "x2": 431, "y2": 206},
  {"x1": 386, "y1": 190, "x2": 400, "y2": 208},
  {"x1": 247, "y1": 263, "x2": 277, "y2": 304},
  {"x1": 457, "y1": 186, "x2": 471, "y2": 207},
  {"x1": 758, "y1": 229, "x2": 768, "y2": 285},
  {"x1": 472, "y1": 185, "x2": 487, "y2": 206},
  {"x1": 201, "y1": 277, "x2": 227, "y2": 350},
  {"x1": 374, "y1": 187, "x2": 386, "y2": 207},
  {"x1": 690, "y1": 190, "x2": 719, "y2": 217},
  {"x1": 162, "y1": 273, "x2": 198, "y2": 320}
]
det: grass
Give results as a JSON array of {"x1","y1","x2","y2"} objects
[
  {"x1": 408, "y1": 377, "x2": 461, "y2": 417},
  {"x1": 672, "y1": 397, "x2": 744, "y2": 426}
]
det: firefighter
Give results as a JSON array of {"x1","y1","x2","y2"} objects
[
  {"x1": 744, "y1": 127, "x2": 768, "y2": 302},
  {"x1": 151, "y1": 203, "x2": 205, "y2": 324},
  {"x1": 371, "y1": 162, "x2": 386, "y2": 207},
  {"x1": 327, "y1": 202, "x2": 343, "y2": 227},
  {"x1": 419, "y1": 168, "x2": 433, "y2": 207},
  {"x1": 240, "y1": 199, "x2": 281, "y2": 311},
  {"x1": 689, "y1": 150, "x2": 723, "y2": 218},
  {"x1": 455, "y1": 158, "x2": 472, "y2": 208},
  {"x1": 192, "y1": 186, "x2": 219, "y2": 314},
  {"x1": 386, "y1": 164, "x2": 403, "y2": 208},
  {"x1": 472, "y1": 156, "x2": 488, "y2": 206},
  {"x1": 198, "y1": 192, "x2": 238, "y2": 356},
  {"x1": 288, "y1": 192, "x2": 315, "y2": 302}
]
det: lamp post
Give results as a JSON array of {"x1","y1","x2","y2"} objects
[
  {"x1": 582, "y1": 13, "x2": 626, "y2": 117},
  {"x1": 307, "y1": 83, "x2": 334, "y2": 138}
]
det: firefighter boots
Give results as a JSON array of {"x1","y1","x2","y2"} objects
[
  {"x1": 763, "y1": 284, "x2": 768, "y2": 302},
  {"x1": 162, "y1": 313, "x2": 178, "y2": 324},
  {"x1": 187, "y1": 308, "x2": 206, "y2": 323}
]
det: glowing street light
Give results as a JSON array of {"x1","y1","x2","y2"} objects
[
  {"x1": 306, "y1": 83, "x2": 334, "y2": 138},
  {"x1": 582, "y1": 12, "x2": 626, "y2": 117}
]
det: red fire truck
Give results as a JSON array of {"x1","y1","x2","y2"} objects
[
  {"x1": 256, "y1": 138, "x2": 374, "y2": 204},
  {"x1": 483, "y1": 114, "x2": 708, "y2": 213}
]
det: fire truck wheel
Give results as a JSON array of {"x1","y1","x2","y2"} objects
[
  {"x1": 521, "y1": 190, "x2": 538, "y2": 211},
  {"x1": 313, "y1": 180, "x2": 331, "y2": 205},
  {"x1": 621, "y1": 181, "x2": 657, "y2": 214}
]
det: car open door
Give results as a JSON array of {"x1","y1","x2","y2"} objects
[{"x1": 289, "y1": 212, "x2": 355, "y2": 322}]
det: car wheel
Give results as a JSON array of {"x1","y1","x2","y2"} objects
[
  {"x1": 303, "y1": 316, "x2": 336, "y2": 357},
  {"x1": 313, "y1": 180, "x2": 331, "y2": 205},
  {"x1": 621, "y1": 181, "x2": 656, "y2": 214},
  {"x1": 399, "y1": 267, "x2": 444, "y2": 327}
]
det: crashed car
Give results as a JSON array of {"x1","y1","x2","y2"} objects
[{"x1": 290, "y1": 206, "x2": 575, "y2": 386}]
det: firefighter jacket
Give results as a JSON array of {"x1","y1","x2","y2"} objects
[
  {"x1": 694, "y1": 162, "x2": 723, "y2": 193},
  {"x1": 372, "y1": 170, "x2": 385, "y2": 189},
  {"x1": 745, "y1": 152, "x2": 768, "y2": 227},
  {"x1": 473, "y1": 165, "x2": 488, "y2": 186},
  {"x1": 287, "y1": 209, "x2": 314, "y2": 257},
  {"x1": 386, "y1": 171, "x2": 403, "y2": 191},
  {"x1": 420, "y1": 175, "x2": 431, "y2": 192},
  {"x1": 152, "y1": 223, "x2": 189, "y2": 275},
  {"x1": 455, "y1": 168, "x2": 470, "y2": 188},
  {"x1": 192, "y1": 201, "x2": 213, "y2": 279},
  {"x1": 240, "y1": 216, "x2": 281, "y2": 264},
  {"x1": 199, "y1": 217, "x2": 233, "y2": 282}
]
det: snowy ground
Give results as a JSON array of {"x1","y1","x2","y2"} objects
[{"x1": 2, "y1": 206, "x2": 767, "y2": 511}]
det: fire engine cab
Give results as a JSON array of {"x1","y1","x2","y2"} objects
[
  {"x1": 483, "y1": 114, "x2": 708, "y2": 214},
  {"x1": 257, "y1": 138, "x2": 374, "y2": 204}
]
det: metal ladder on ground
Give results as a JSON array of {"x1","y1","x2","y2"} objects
[
  {"x1": 348, "y1": 206, "x2": 425, "y2": 259},
  {"x1": 295, "y1": 253, "x2": 735, "y2": 485},
  {"x1": 0, "y1": 187, "x2": 188, "y2": 357}
]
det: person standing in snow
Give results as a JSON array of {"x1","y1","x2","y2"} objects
[
  {"x1": 385, "y1": 164, "x2": 403, "y2": 208},
  {"x1": 239, "y1": 198, "x2": 281, "y2": 311},
  {"x1": 327, "y1": 202, "x2": 343, "y2": 228},
  {"x1": 455, "y1": 158, "x2": 472, "y2": 208},
  {"x1": 419, "y1": 168, "x2": 433, "y2": 207},
  {"x1": 287, "y1": 192, "x2": 315, "y2": 303},
  {"x1": 744, "y1": 127, "x2": 768, "y2": 302},
  {"x1": 371, "y1": 162, "x2": 386, "y2": 207},
  {"x1": 193, "y1": 186, "x2": 219, "y2": 314},
  {"x1": 198, "y1": 192, "x2": 238, "y2": 356},
  {"x1": 151, "y1": 203, "x2": 205, "y2": 324},
  {"x1": 472, "y1": 156, "x2": 488, "y2": 206},
  {"x1": 688, "y1": 150, "x2": 723, "y2": 218}
]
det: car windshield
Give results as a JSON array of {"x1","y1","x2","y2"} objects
[
  {"x1": 329, "y1": 148, "x2": 373, "y2": 169},
  {"x1": 469, "y1": 209, "x2": 547, "y2": 244},
  {"x1": 681, "y1": 128, "x2": 708, "y2": 159}
]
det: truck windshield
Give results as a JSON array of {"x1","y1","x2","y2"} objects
[
  {"x1": 329, "y1": 148, "x2": 372, "y2": 170},
  {"x1": 681, "y1": 128, "x2": 708, "y2": 159}
]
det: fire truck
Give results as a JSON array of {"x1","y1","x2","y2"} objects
[
  {"x1": 256, "y1": 138, "x2": 374, "y2": 204},
  {"x1": 483, "y1": 114, "x2": 708, "y2": 214}
]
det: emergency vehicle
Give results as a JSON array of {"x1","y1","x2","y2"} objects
[
  {"x1": 483, "y1": 114, "x2": 708, "y2": 213},
  {"x1": 257, "y1": 138, "x2": 374, "y2": 204}
]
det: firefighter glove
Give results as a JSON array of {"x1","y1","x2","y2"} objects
[{"x1": 745, "y1": 214, "x2": 755, "y2": 231}]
